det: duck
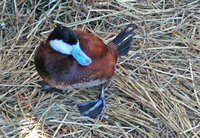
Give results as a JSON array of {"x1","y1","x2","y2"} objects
[{"x1": 34, "y1": 24, "x2": 136, "y2": 119}]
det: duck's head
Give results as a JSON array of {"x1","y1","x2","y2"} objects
[{"x1": 48, "y1": 26, "x2": 92, "y2": 66}]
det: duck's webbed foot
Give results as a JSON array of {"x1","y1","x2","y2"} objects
[{"x1": 78, "y1": 84, "x2": 106, "y2": 119}]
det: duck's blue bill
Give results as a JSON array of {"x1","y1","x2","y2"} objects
[{"x1": 71, "y1": 42, "x2": 92, "y2": 66}]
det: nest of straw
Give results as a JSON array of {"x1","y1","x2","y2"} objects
[{"x1": 0, "y1": 0, "x2": 200, "y2": 137}]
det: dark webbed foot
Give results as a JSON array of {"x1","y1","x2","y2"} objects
[
  {"x1": 37, "y1": 80, "x2": 67, "y2": 93},
  {"x1": 78, "y1": 84, "x2": 106, "y2": 119}
]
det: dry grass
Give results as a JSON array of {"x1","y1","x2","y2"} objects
[{"x1": 0, "y1": 0, "x2": 200, "y2": 137}]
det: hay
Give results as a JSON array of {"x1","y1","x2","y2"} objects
[{"x1": 0, "y1": 0, "x2": 200, "y2": 137}]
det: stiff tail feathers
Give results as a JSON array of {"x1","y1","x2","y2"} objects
[{"x1": 111, "y1": 24, "x2": 136, "y2": 57}]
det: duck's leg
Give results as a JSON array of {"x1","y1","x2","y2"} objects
[
  {"x1": 78, "y1": 84, "x2": 106, "y2": 119},
  {"x1": 37, "y1": 80, "x2": 67, "y2": 93}
]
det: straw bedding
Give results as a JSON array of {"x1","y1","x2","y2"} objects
[{"x1": 0, "y1": 0, "x2": 200, "y2": 137}]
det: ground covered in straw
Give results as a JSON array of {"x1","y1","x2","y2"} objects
[{"x1": 0, "y1": 0, "x2": 200, "y2": 137}]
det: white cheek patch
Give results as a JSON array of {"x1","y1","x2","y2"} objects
[
  {"x1": 50, "y1": 39, "x2": 73, "y2": 55},
  {"x1": 50, "y1": 39, "x2": 92, "y2": 66}
]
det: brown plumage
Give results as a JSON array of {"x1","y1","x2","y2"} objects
[
  {"x1": 34, "y1": 30, "x2": 118, "y2": 90},
  {"x1": 34, "y1": 25, "x2": 135, "y2": 118}
]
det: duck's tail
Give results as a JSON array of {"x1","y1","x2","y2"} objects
[{"x1": 111, "y1": 24, "x2": 136, "y2": 57}]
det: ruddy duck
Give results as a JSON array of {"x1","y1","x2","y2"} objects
[{"x1": 34, "y1": 24, "x2": 135, "y2": 119}]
